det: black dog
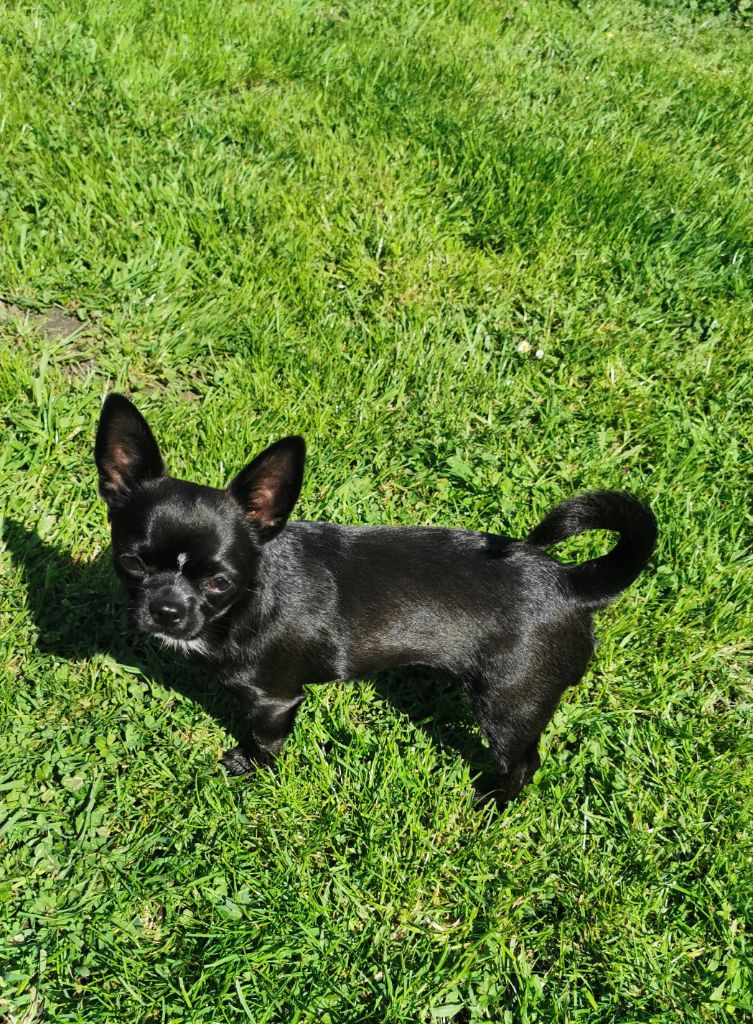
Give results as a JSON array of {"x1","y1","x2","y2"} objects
[{"x1": 95, "y1": 394, "x2": 657, "y2": 801}]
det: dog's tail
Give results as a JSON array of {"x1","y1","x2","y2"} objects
[{"x1": 527, "y1": 491, "x2": 657, "y2": 608}]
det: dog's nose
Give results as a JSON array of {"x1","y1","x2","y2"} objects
[{"x1": 149, "y1": 595, "x2": 186, "y2": 629}]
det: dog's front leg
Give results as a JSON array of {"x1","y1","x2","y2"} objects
[{"x1": 219, "y1": 672, "x2": 305, "y2": 775}]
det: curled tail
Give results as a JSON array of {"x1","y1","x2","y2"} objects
[{"x1": 527, "y1": 491, "x2": 657, "y2": 608}]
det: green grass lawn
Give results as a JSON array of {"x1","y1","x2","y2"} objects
[{"x1": 1, "y1": 0, "x2": 752, "y2": 1020}]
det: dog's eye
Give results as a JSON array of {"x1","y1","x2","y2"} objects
[
  {"x1": 120, "y1": 554, "x2": 145, "y2": 574},
  {"x1": 205, "y1": 575, "x2": 232, "y2": 594}
]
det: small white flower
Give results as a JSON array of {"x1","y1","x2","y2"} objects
[
  {"x1": 535, "y1": 348, "x2": 544, "y2": 359},
  {"x1": 517, "y1": 340, "x2": 531, "y2": 354}
]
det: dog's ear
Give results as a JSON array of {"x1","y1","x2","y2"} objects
[
  {"x1": 228, "y1": 436, "x2": 306, "y2": 539},
  {"x1": 95, "y1": 394, "x2": 165, "y2": 509}
]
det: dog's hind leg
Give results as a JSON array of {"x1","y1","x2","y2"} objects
[
  {"x1": 468, "y1": 625, "x2": 594, "y2": 803},
  {"x1": 469, "y1": 685, "x2": 556, "y2": 802}
]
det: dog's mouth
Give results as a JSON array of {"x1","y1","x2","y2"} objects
[
  {"x1": 152, "y1": 630, "x2": 210, "y2": 656},
  {"x1": 152, "y1": 627, "x2": 202, "y2": 642},
  {"x1": 130, "y1": 605, "x2": 202, "y2": 642}
]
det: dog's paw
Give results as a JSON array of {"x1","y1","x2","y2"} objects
[
  {"x1": 494, "y1": 759, "x2": 538, "y2": 805},
  {"x1": 219, "y1": 745, "x2": 255, "y2": 775}
]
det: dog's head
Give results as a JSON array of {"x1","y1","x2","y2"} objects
[{"x1": 94, "y1": 394, "x2": 304, "y2": 652}]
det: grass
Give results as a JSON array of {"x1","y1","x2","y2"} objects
[{"x1": 1, "y1": 0, "x2": 752, "y2": 1020}]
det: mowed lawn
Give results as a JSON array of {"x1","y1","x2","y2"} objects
[{"x1": 1, "y1": 0, "x2": 752, "y2": 1020}]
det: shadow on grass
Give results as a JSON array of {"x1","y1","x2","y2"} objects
[
  {"x1": 371, "y1": 671, "x2": 500, "y2": 797},
  {"x1": 4, "y1": 518, "x2": 501, "y2": 801}
]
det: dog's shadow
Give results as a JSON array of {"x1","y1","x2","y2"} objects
[{"x1": 3, "y1": 519, "x2": 499, "y2": 796}]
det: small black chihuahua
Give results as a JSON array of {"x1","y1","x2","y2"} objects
[{"x1": 95, "y1": 394, "x2": 656, "y2": 801}]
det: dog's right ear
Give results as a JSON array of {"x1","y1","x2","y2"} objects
[{"x1": 95, "y1": 394, "x2": 165, "y2": 509}]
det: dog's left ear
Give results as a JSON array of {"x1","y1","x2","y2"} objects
[
  {"x1": 95, "y1": 394, "x2": 166, "y2": 509},
  {"x1": 228, "y1": 436, "x2": 306, "y2": 539}
]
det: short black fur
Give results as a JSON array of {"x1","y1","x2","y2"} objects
[{"x1": 95, "y1": 394, "x2": 657, "y2": 802}]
